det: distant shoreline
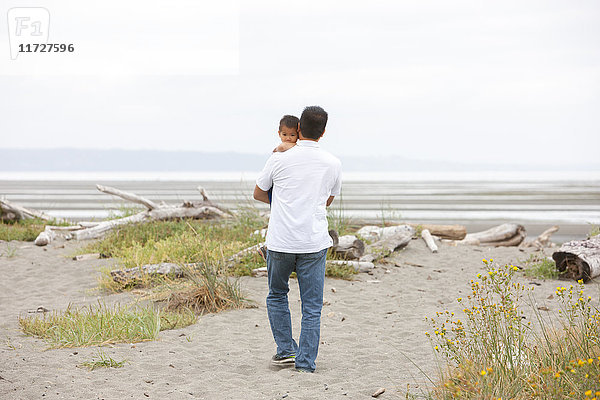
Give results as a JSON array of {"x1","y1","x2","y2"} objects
[
  {"x1": 1, "y1": 148, "x2": 599, "y2": 173},
  {"x1": 1, "y1": 170, "x2": 599, "y2": 182}
]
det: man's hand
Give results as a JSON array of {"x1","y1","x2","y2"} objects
[
  {"x1": 254, "y1": 185, "x2": 270, "y2": 204},
  {"x1": 326, "y1": 196, "x2": 335, "y2": 206},
  {"x1": 273, "y1": 142, "x2": 296, "y2": 153}
]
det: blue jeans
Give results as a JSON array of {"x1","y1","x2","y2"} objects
[{"x1": 266, "y1": 248, "x2": 328, "y2": 372}]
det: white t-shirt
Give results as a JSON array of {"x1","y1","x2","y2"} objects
[{"x1": 256, "y1": 140, "x2": 342, "y2": 253}]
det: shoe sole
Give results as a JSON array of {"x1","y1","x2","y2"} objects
[{"x1": 271, "y1": 358, "x2": 295, "y2": 365}]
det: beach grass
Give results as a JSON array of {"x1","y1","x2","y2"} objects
[
  {"x1": 590, "y1": 225, "x2": 600, "y2": 238},
  {"x1": 325, "y1": 262, "x2": 358, "y2": 280},
  {"x1": 521, "y1": 252, "x2": 559, "y2": 280},
  {"x1": 0, "y1": 218, "x2": 48, "y2": 242},
  {"x1": 161, "y1": 262, "x2": 249, "y2": 314},
  {"x1": 81, "y1": 350, "x2": 127, "y2": 371},
  {"x1": 93, "y1": 204, "x2": 360, "y2": 294},
  {"x1": 0, "y1": 242, "x2": 18, "y2": 258},
  {"x1": 85, "y1": 211, "x2": 265, "y2": 268},
  {"x1": 19, "y1": 302, "x2": 196, "y2": 348},
  {"x1": 425, "y1": 260, "x2": 600, "y2": 399}
]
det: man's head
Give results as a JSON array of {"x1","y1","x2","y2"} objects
[
  {"x1": 299, "y1": 106, "x2": 328, "y2": 140},
  {"x1": 278, "y1": 115, "x2": 299, "y2": 144}
]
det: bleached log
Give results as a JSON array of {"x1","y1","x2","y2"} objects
[
  {"x1": 552, "y1": 237, "x2": 600, "y2": 282},
  {"x1": 0, "y1": 199, "x2": 68, "y2": 224},
  {"x1": 79, "y1": 221, "x2": 100, "y2": 228},
  {"x1": 331, "y1": 235, "x2": 365, "y2": 260},
  {"x1": 520, "y1": 226, "x2": 559, "y2": 249},
  {"x1": 409, "y1": 224, "x2": 466, "y2": 240},
  {"x1": 197, "y1": 186, "x2": 233, "y2": 215},
  {"x1": 365, "y1": 231, "x2": 413, "y2": 258},
  {"x1": 34, "y1": 227, "x2": 56, "y2": 246},
  {"x1": 44, "y1": 225, "x2": 85, "y2": 231},
  {"x1": 489, "y1": 229, "x2": 527, "y2": 247},
  {"x1": 96, "y1": 185, "x2": 158, "y2": 210},
  {"x1": 72, "y1": 212, "x2": 150, "y2": 240},
  {"x1": 110, "y1": 262, "x2": 184, "y2": 283},
  {"x1": 458, "y1": 223, "x2": 526, "y2": 247},
  {"x1": 356, "y1": 225, "x2": 415, "y2": 242},
  {"x1": 71, "y1": 186, "x2": 229, "y2": 241},
  {"x1": 148, "y1": 205, "x2": 228, "y2": 220},
  {"x1": 327, "y1": 260, "x2": 374, "y2": 273},
  {"x1": 421, "y1": 229, "x2": 438, "y2": 253}
]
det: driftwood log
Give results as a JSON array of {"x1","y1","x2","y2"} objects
[
  {"x1": 458, "y1": 223, "x2": 526, "y2": 247},
  {"x1": 520, "y1": 226, "x2": 559, "y2": 249},
  {"x1": 110, "y1": 263, "x2": 185, "y2": 283},
  {"x1": 360, "y1": 226, "x2": 415, "y2": 262},
  {"x1": 0, "y1": 199, "x2": 68, "y2": 224},
  {"x1": 356, "y1": 225, "x2": 414, "y2": 242},
  {"x1": 410, "y1": 224, "x2": 466, "y2": 240},
  {"x1": 327, "y1": 260, "x2": 375, "y2": 273},
  {"x1": 331, "y1": 235, "x2": 365, "y2": 260},
  {"x1": 421, "y1": 229, "x2": 438, "y2": 253},
  {"x1": 44, "y1": 185, "x2": 228, "y2": 243},
  {"x1": 552, "y1": 237, "x2": 600, "y2": 282}
]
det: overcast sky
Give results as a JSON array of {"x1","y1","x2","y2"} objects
[{"x1": 1, "y1": 0, "x2": 599, "y2": 167}]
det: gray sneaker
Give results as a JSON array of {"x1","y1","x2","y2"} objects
[{"x1": 271, "y1": 354, "x2": 295, "y2": 365}]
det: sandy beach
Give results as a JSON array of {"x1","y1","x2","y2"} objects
[{"x1": 1, "y1": 235, "x2": 597, "y2": 400}]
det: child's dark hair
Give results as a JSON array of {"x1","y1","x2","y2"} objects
[{"x1": 279, "y1": 115, "x2": 299, "y2": 131}]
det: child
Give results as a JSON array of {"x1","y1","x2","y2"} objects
[
  {"x1": 274, "y1": 114, "x2": 300, "y2": 153},
  {"x1": 267, "y1": 115, "x2": 300, "y2": 203},
  {"x1": 258, "y1": 115, "x2": 300, "y2": 261}
]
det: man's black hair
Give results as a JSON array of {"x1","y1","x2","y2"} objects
[
  {"x1": 279, "y1": 115, "x2": 300, "y2": 131},
  {"x1": 299, "y1": 106, "x2": 328, "y2": 139}
]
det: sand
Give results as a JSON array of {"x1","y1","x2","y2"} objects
[{"x1": 1, "y1": 238, "x2": 598, "y2": 400}]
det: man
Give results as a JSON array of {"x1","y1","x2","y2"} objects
[{"x1": 253, "y1": 106, "x2": 342, "y2": 373}]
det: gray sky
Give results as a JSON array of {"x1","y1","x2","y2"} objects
[{"x1": 1, "y1": 0, "x2": 599, "y2": 167}]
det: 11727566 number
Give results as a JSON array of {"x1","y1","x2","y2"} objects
[{"x1": 19, "y1": 44, "x2": 74, "y2": 53}]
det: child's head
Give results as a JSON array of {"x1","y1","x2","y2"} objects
[{"x1": 278, "y1": 115, "x2": 299, "y2": 144}]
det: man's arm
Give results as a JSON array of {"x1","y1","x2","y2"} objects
[
  {"x1": 254, "y1": 185, "x2": 270, "y2": 204},
  {"x1": 326, "y1": 196, "x2": 335, "y2": 207}
]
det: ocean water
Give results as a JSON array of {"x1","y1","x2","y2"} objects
[{"x1": 1, "y1": 171, "x2": 599, "y2": 240}]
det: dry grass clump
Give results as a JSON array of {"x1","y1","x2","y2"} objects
[
  {"x1": 426, "y1": 260, "x2": 600, "y2": 399},
  {"x1": 19, "y1": 302, "x2": 196, "y2": 348},
  {"x1": 163, "y1": 263, "x2": 249, "y2": 314}
]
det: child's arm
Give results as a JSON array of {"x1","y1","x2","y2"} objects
[{"x1": 273, "y1": 142, "x2": 297, "y2": 153}]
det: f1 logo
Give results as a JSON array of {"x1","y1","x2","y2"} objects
[{"x1": 7, "y1": 8, "x2": 50, "y2": 60}]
